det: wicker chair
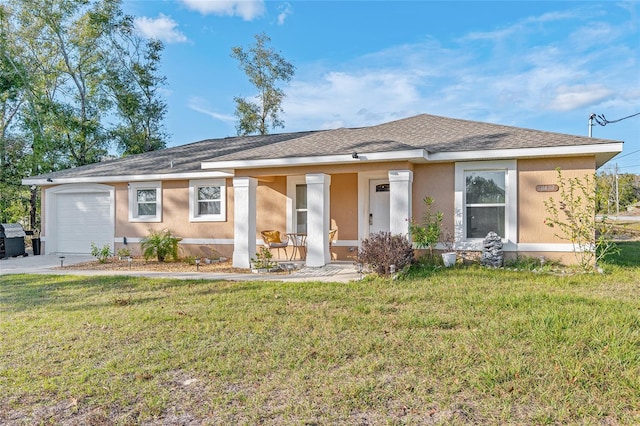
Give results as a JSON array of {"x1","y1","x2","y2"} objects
[{"x1": 261, "y1": 230, "x2": 289, "y2": 259}]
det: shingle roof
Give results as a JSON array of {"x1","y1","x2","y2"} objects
[{"x1": 28, "y1": 114, "x2": 621, "y2": 180}]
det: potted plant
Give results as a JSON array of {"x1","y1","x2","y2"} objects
[{"x1": 440, "y1": 228, "x2": 457, "y2": 267}]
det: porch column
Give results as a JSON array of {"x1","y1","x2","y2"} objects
[
  {"x1": 232, "y1": 177, "x2": 257, "y2": 268},
  {"x1": 306, "y1": 173, "x2": 331, "y2": 267},
  {"x1": 389, "y1": 170, "x2": 413, "y2": 237}
]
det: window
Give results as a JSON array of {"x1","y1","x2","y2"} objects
[
  {"x1": 295, "y1": 184, "x2": 307, "y2": 233},
  {"x1": 189, "y1": 179, "x2": 226, "y2": 222},
  {"x1": 465, "y1": 171, "x2": 505, "y2": 238},
  {"x1": 455, "y1": 160, "x2": 517, "y2": 244},
  {"x1": 129, "y1": 181, "x2": 161, "y2": 222}
]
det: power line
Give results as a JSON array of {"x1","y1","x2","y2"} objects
[
  {"x1": 615, "y1": 149, "x2": 640, "y2": 160},
  {"x1": 592, "y1": 112, "x2": 640, "y2": 127}
]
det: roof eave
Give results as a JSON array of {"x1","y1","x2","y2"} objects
[
  {"x1": 22, "y1": 170, "x2": 235, "y2": 186},
  {"x1": 200, "y1": 149, "x2": 429, "y2": 170}
]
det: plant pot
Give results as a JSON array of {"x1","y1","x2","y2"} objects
[{"x1": 442, "y1": 252, "x2": 457, "y2": 267}]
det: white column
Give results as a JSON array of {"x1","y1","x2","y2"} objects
[
  {"x1": 306, "y1": 173, "x2": 331, "y2": 267},
  {"x1": 232, "y1": 177, "x2": 257, "y2": 268},
  {"x1": 389, "y1": 170, "x2": 413, "y2": 237}
]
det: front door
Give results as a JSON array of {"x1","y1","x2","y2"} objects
[{"x1": 369, "y1": 179, "x2": 390, "y2": 234}]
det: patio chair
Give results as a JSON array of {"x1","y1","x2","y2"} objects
[{"x1": 261, "y1": 230, "x2": 289, "y2": 259}]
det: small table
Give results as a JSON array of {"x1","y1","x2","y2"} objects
[{"x1": 286, "y1": 233, "x2": 307, "y2": 260}]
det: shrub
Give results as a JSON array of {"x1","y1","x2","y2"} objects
[
  {"x1": 116, "y1": 248, "x2": 131, "y2": 259},
  {"x1": 358, "y1": 231, "x2": 414, "y2": 276},
  {"x1": 544, "y1": 168, "x2": 618, "y2": 272},
  {"x1": 140, "y1": 229, "x2": 181, "y2": 262},
  {"x1": 251, "y1": 247, "x2": 278, "y2": 270},
  {"x1": 409, "y1": 196, "x2": 443, "y2": 260},
  {"x1": 90, "y1": 242, "x2": 112, "y2": 263}
]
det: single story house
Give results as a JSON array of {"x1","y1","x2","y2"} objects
[{"x1": 22, "y1": 114, "x2": 623, "y2": 268}]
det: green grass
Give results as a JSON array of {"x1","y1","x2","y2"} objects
[{"x1": 1, "y1": 263, "x2": 639, "y2": 424}]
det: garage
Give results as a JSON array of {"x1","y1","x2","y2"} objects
[{"x1": 45, "y1": 184, "x2": 114, "y2": 254}]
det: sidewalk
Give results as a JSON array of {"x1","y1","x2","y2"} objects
[{"x1": 0, "y1": 252, "x2": 362, "y2": 283}]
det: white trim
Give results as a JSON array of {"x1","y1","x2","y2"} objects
[
  {"x1": 454, "y1": 160, "x2": 517, "y2": 246},
  {"x1": 189, "y1": 178, "x2": 226, "y2": 222},
  {"x1": 23, "y1": 143, "x2": 621, "y2": 186},
  {"x1": 286, "y1": 175, "x2": 307, "y2": 234},
  {"x1": 114, "y1": 237, "x2": 235, "y2": 245},
  {"x1": 515, "y1": 243, "x2": 585, "y2": 252},
  {"x1": 128, "y1": 181, "x2": 162, "y2": 223},
  {"x1": 44, "y1": 184, "x2": 115, "y2": 255},
  {"x1": 429, "y1": 143, "x2": 622, "y2": 162},
  {"x1": 202, "y1": 149, "x2": 428, "y2": 170},
  {"x1": 23, "y1": 171, "x2": 234, "y2": 186}
]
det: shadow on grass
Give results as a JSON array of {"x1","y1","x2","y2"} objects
[
  {"x1": 0, "y1": 274, "x2": 254, "y2": 313},
  {"x1": 603, "y1": 241, "x2": 640, "y2": 267}
]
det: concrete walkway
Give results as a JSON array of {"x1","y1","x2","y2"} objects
[{"x1": 0, "y1": 252, "x2": 362, "y2": 283}]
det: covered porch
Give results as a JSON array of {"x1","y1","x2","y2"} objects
[{"x1": 230, "y1": 170, "x2": 414, "y2": 269}]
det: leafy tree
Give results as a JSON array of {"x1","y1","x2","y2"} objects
[
  {"x1": 231, "y1": 33, "x2": 295, "y2": 136},
  {"x1": 596, "y1": 170, "x2": 639, "y2": 214},
  {"x1": 106, "y1": 27, "x2": 167, "y2": 155},
  {"x1": 1, "y1": 0, "x2": 169, "y2": 227}
]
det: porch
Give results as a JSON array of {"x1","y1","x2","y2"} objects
[{"x1": 231, "y1": 170, "x2": 414, "y2": 269}]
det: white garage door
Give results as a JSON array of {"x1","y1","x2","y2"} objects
[{"x1": 55, "y1": 192, "x2": 112, "y2": 254}]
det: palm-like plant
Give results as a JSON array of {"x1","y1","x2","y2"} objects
[{"x1": 140, "y1": 229, "x2": 180, "y2": 262}]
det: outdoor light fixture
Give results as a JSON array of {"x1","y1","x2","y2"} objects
[
  {"x1": 195, "y1": 258, "x2": 200, "y2": 271},
  {"x1": 59, "y1": 256, "x2": 65, "y2": 268},
  {"x1": 352, "y1": 152, "x2": 359, "y2": 159}
]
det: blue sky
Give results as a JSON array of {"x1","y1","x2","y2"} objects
[{"x1": 123, "y1": 1, "x2": 640, "y2": 174}]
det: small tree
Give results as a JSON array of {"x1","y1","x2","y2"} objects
[
  {"x1": 231, "y1": 32, "x2": 295, "y2": 136},
  {"x1": 140, "y1": 229, "x2": 180, "y2": 262},
  {"x1": 409, "y1": 196, "x2": 443, "y2": 260},
  {"x1": 544, "y1": 168, "x2": 617, "y2": 271}
]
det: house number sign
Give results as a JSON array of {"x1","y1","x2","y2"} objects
[{"x1": 536, "y1": 184, "x2": 559, "y2": 192}]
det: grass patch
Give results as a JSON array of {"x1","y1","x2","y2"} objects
[
  {"x1": 604, "y1": 241, "x2": 640, "y2": 267},
  {"x1": 1, "y1": 267, "x2": 639, "y2": 424}
]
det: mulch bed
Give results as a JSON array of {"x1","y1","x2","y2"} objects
[{"x1": 63, "y1": 257, "x2": 250, "y2": 274}]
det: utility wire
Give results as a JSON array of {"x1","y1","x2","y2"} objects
[
  {"x1": 592, "y1": 112, "x2": 640, "y2": 127},
  {"x1": 615, "y1": 149, "x2": 640, "y2": 160}
]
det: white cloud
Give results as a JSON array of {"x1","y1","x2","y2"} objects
[
  {"x1": 188, "y1": 97, "x2": 235, "y2": 122},
  {"x1": 134, "y1": 14, "x2": 188, "y2": 43},
  {"x1": 547, "y1": 84, "x2": 614, "y2": 111},
  {"x1": 181, "y1": 0, "x2": 265, "y2": 21},
  {"x1": 277, "y1": 2, "x2": 293, "y2": 25}
]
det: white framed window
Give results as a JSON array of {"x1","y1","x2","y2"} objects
[
  {"x1": 129, "y1": 181, "x2": 162, "y2": 222},
  {"x1": 286, "y1": 176, "x2": 308, "y2": 234},
  {"x1": 455, "y1": 160, "x2": 517, "y2": 245},
  {"x1": 189, "y1": 179, "x2": 226, "y2": 222}
]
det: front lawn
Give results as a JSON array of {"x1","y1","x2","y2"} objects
[{"x1": 1, "y1": 265, "x2": 639, "y2": 424}]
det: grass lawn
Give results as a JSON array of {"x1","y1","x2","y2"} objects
[{"x1": 1, "y1": 251, "x2": 639, "y2": 424}]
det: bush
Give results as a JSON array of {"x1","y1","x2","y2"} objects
[
  {"x1": 140, "y1": 229, "x2": 180, "y2": 262},
  {"x1": 90, "y1": 242, "x2": 112, "y2": 263},
  {"x1": 358, "y1": 232, "x2": 414, "y2": 276}
]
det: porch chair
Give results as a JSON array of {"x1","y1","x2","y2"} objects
[
  {"x1": 329, "y1": 228, "x2": 337, "y2": 260},
  {"x1": 261, "y1": 230, "x2": 289, "y2": 259}
]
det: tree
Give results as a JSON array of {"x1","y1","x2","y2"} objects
[
  {"x1": 231, "y1": 33, "x2": 295, "y2": 136},
  {"x1": 1, "y1": 0, "x2": 169, "y2": 228},
  {"x1": 106, "y1": 26, "x2": 168, "y2": 155},
  {"x1": 596, "y1": 169, "x2": 639, "y2": 214}
]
